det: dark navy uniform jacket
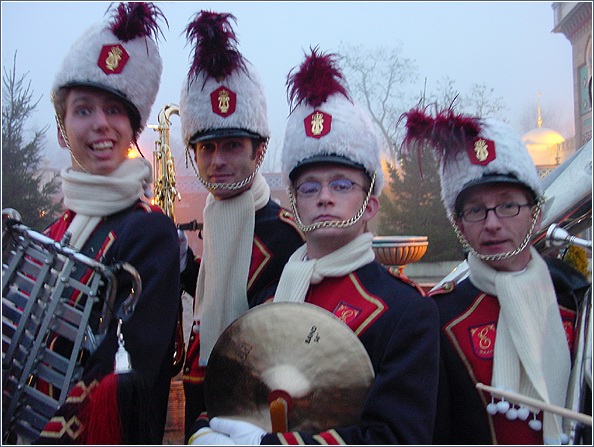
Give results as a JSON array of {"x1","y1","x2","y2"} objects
[
  {"x1": 36, "y1": 201, "x2": 180, "y2": 444},
  {"x1": 182, "y1": 199, "x2": 305, "y2": 439},
  {"x1": 430, "y1": 257, "x2": 590, "y2": 445},
  {"x1": 252, "y1": 260, "x2": 440, "y2": 445}
]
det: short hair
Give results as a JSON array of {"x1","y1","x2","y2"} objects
[{"x1": 53, "y1": 86, "x2": 140, "y2": 136}]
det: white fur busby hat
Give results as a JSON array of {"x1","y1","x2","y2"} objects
[
  {"x1": 179, "y1": 11, "x2": 270, "y2": 147},
  {"x1": 401, "y1": 108, "x2": 543, "y2": 214},
  {"x1": 281, "y1": 48, "x2": 384, "y2": 196},
  {"x1": 51, "y1": 3, "x2": 164, "y2": 136}
]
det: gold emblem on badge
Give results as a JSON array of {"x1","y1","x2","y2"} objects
[
  {"x1": 210, "y1": 86, "x2": 236, "y2": 117},
  {"x1": 98, "y1": 44, "x2": 129, "y2": 75},
  {"x1": 105, "y1": 46, "x2": 123, "y2": 72},
  {"x1": 218, "y1": 89, "x2": 231, "y2": 114},
  {"x1": 310, "y1": 112, "x2": 325, "y2": 136},
  {"x1": 474, "y1": 139, "x2": 489, "y2": 162},
  {"x1": 304, "y1": 110, "x2": 332, "y2": 138}
]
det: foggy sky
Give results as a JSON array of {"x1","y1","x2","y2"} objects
[{"x1": 1, "y1": 1, "x2": 575, "y2": 173}]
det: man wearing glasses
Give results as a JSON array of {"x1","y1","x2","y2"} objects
[
  {"x1": 188, "y1": 48, "x2": 440, "y2": 445},
  {"x1": 401, "y1": 110, "x2": 589, "y2": 444}
]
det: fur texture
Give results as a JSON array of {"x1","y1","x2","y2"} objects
[
  {"x1": 400, "y1": 108, "x2": 542, "y2": 212},
  {"x1": 52, "y1": 3, "x2": 164, "y2": 132},
  {"x1": 439, "y1": 118, "x2": 543, "y2": 212},
  {"x1": 179, "y1": 10, "x2": 269, "y2": 146},
  {"x1": 281, "y1": 49, "x2": 385, "y2": 195}
]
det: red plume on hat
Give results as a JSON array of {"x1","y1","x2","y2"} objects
[
  {"x1": 179, "y1": 10, "x2": 270, "y2": 146},
  {"x1": 400, "y1": 105, "x2": 483, "y2": 165},
  {"x1": 400, "y1": 106, "x2": 542, "y2": 213},
  {"x1": 281, "y1": 46, "x2": 385, "y2": 195},
  {"x1": 286, "y1": 46, "x2": 350, "y2": 111},
  {"x1": 184, "y1": 11, "x2": 247, "y2": 84},
  {"x1": 109, "y1": 2, "x2": 166, "y2": 43}
]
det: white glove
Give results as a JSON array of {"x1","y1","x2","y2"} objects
[
  {"x1": 188, "y1": 427, "x2": 236, "y2": 445},
  {"x1": 210, "y1": 417, "x2": 267, "y2": 445},
  {"x1": 178, "y1": 229, "x2": 189, "y2": 272}
]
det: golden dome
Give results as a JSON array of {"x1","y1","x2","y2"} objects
[
  {"x1": 522, "y1": 127, "x2": 565, "y2": 167},
  {"x1": 522, "y1": 93, "x2": 565, "y2": 167}
]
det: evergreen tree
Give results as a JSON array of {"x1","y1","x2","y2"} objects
[
  {"x1": 378, "y1": 149, "x2": 464, "y2": 262},
  {"x1": 2, "y1": 53, "x2": 62, "y2": 230}
]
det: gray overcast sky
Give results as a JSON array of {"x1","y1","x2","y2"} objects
[{"x1": 2, "y1": 1, "x2": 575, "y2": 173}]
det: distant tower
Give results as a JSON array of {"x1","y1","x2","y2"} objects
[
  {"x1": 521, "y1": 93, "x2": 565, "y2": 177},
  {"x1": 537, "y1": 91, "x2": 543, "y2": 129}
]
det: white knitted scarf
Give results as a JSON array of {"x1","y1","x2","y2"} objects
[
  {"x1": 468, "y1": 247, "x2": 571, "y2": 444},
  {"x1": 274, "y1": 232, "x2": 375, "y2": 303},
  {"x1": 60, "y1": 157, "x2": 153, "y2": 249},
  {"x1": 195, "y1": 173, "x2": 270, "y2": 365}
]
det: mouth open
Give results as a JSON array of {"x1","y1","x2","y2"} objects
[{"x1": 90, "y1": 141, "x2": 114, "y2": 152}]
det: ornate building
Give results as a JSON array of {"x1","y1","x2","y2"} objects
[{"x1": 552, "y1": 2, "x2": 593, "y2": 145}]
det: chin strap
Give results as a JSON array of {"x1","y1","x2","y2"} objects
[
  {"x1": 288, "y1": 172, "x2": 376, "y2": 233},
  {"x1": 185, "y1": 141, "x2": 268, "y2": 191}
]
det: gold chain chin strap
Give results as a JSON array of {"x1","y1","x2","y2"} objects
[
  {"x1": 450, "y1": 196, "x2": 545, "y2": 262},
  {"x1": 288, "y1": 172, "x2": 376, "y2": 233},
  {"x1": 185, "y1": 141, "x2": 268, "y2": 191}
]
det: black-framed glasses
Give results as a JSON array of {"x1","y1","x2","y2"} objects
[
  {"x1": 459, "y1": 202, "x2": 531, "y2": 222},
  {"x1": 295, "y1": 178, "x2": 364, "y2": 197}
]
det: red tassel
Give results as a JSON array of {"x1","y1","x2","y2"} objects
[{"x1": 80, "y1": 374, "x2": 123, "y2": 445}]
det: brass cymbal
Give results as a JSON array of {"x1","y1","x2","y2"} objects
[{"x1": 205, "y1": 302, "x2": 375, "y2": 433}]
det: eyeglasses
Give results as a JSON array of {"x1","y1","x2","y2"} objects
[
  {"x1": 459, "y1": 202, "x2": 531, "y2": 222},
  {"x1": 295, "y1": 178, "x2": 365, "y2": 197}
]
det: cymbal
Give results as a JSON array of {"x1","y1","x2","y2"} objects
[{"x1": 205, "y1": 302, "x2": 375, "y2": 433}]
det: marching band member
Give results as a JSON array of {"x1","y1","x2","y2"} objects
[
  {"x1": 188, "y1": 47, "x2": 440, "y2": 446},
  {"x1": 401, "y1": 107, "x2": 590, "y2": 444},
  {"x1": 34, "y1": 3, "x2": 180, "y2": 444},
  {"x1": 178, "y1": 10, "x2": 305, "y2": 442}
]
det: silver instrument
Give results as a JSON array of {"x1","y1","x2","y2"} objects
[
  {"x1": 483, "y1": 221, "x2": 592, "y2": 443},
  {"x1": 2, "y1": 210, "x2": 142, "y2": 443},
  {"x1": 551, "y1": 225, "x2": 592, "y2": 444},
  {"x1": 533, "y1": 139, "x2": 592, "y2": 256},
  {"x1": 546, "y1": 224, "x2": 593, "y2": 251}
]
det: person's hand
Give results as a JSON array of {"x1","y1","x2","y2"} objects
[
  {"x1": 178, "y1": 229, "x2": 188, "y2": 272},
  {"x1": 187, "y1": 426, "x2": 236, "y2": 445},
  {"x1": 210, "y1": 417, "x2": 267, "y2": 445}
]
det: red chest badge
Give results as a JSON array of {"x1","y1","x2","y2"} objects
[
  {"x1": 469, "y1": 322, "x2": 496, "y2": 359},
  {"x1": 210, "y1": 86, "x2": 237, "y2": 117},
  {"x1": 333, "y1": 302, "x2": 361, "y2": 325},
  {"x1": 466, "y1": 137, "x2": 496, "y2": 166},
  {"x1": 304, "y1": 110, "x2": 332, "y2": 138},
  {"x1": 97, "y1": 44, "x2": 129, "y2": 75}
]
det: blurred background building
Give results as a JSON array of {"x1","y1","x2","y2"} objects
[{"x1": 552, "y1": 2, "x2": 592, "y2": 146}]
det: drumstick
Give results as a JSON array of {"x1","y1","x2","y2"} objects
[
  {"x1": 269, "y1": 390, "x2": 292, "y2": 432},
  {"x1": 476, "y1": 383, "x2": 592, "y2": 426}
]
